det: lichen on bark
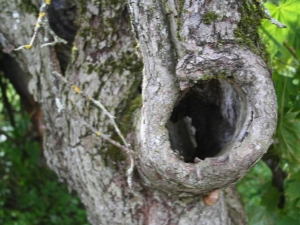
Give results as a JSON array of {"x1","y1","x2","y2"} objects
[
  {"x1": 130, "y1": 0, "x2": 277, "y2": 196},
  {"x1": 0, "y1": 0, "x2": 278, "y2": 224}
]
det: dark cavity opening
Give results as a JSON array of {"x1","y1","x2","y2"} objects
[{"x1": 167, "y1": 79, "x2": 243, "y2": 163}]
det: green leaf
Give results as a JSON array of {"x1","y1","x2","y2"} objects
[
  {"x1": 278, "y1": 0, "x2": 300, "y2": 15},
  {"x1": 295, "y1": 49, "x2": 300, "y2": 59},
  {"x1": 261, "y1": 0, "x2": 300, "y2": 70},
  {"x1": 248, "y1": 206, "x2": 277, "y2": 225},
  {"x1": 276, "y1": 111, "x2": 300, "y2": 164},
  {"x1": 276, "y1": 216, "x2": 300, "y2": 225},
  {"x1": 285, "y1": 180, "x2": 300, "y2": 199},
  {"x1": 261, "y1": 183, "x2": 280, "y2": 210},
  {"x1": 273, "y1": 73, "x2": 300, "y2": 111}
]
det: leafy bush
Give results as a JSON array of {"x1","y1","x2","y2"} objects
[
  {"x1": 238, "y1": 1, "x2": 300, "y2": 224},
  {"x1": 0, "y1": 78, "x2": 90, "y2": 225}
]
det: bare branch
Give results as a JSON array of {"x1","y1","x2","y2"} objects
[
  {"x1": 261, "y1": 2, "x2": 286, "y2": 28},
  {"x1": 14, "y1": 0, "x2": 67, "y2": 51}
]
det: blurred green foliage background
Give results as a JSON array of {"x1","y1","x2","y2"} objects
[
  {"x1": 0, "y1": 0, "x2": 299, "y2": 224},
  {"x1": 0, "y1": 80, "x2": 90, "y2": 224},
  {"x1": 237, "y1": 0, "x2": 300, "y2": 224}
]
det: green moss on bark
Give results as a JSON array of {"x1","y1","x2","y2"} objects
[
  {"x1": 234, "y1": 0, "x2": 269, "y2": 62},
  {"x1": 74, "y1": 0, "x2": 142, "y2": 166},
  {"x1": 176, "y1": 0, "x2": 185, "y2": 42},
  {"x1": 18, "y1": 0, "x2": 38, "y2": 15},
  {"x1": 203, "y1": 11, "x2": 220, "y2": 25},
  {"x1": 119, "y1": 95, "x2": 142, "y2": 133},
  {"x1": 104, "y1": 94, "x2": 142, "y2": 165}
]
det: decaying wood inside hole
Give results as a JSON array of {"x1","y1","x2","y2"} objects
[{"x1": 167, "y1": 79, "x2": 244, "y2": 162}]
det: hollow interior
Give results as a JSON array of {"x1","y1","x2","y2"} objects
[{"x1": 167, "y1": 79, "x2": 245, "y2": 163}]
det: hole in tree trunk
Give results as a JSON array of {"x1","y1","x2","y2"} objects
[{"x1": 167, "y1": 79, "x2": 244, "y2": 163}]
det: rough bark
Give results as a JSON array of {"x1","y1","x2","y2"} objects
[
  {"x1": 0, "y1": 0, "x2": 277, "y2": 224},
  {"x1": 131, "y1": 0, "x2": 277, "y2": 194}
]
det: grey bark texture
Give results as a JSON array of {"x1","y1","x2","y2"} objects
[{"x1": 0, "y1": 0, "x2": 277, "y2": 224}]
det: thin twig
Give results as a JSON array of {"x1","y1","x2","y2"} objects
[
  {"x1": 261, "y1": 2, "x2": 286, "y2": 28},
  {"x1": 14, "y1": 2, "x2": 49, "y2": 51},
  {"x1": 273, "y1": 58, "x2": 297, "y2": 67},
  {"x1": 14, "y1": 0, "x2": 67, "y2": 51},
  {"x1": 64, "y1": 109, "x2": 135, "y2": 154},
  {"x1": 52, "y1": 71, "x2": 130, "y2": 149},
  {"x1": 283, "y1": 42, "x2": 298, "y2": 60},
  {"x1": 13, "y1": 0, "x2": 135, "y2": 188},
  {"x1": 51, "y1": 71, "x2": 136, "y2": 187},
  {"x1": 41, "y1": 17, "x2": 67, "y2": 47}
]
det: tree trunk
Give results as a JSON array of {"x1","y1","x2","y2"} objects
[{"x1": 0, "y1": 0, "x2": 277, "y2": 224}]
